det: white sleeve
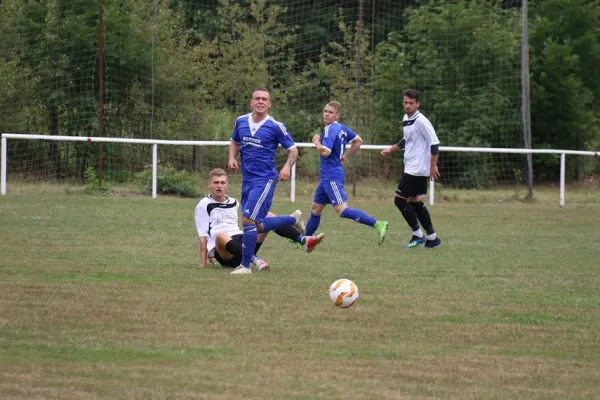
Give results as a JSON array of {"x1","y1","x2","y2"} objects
[
  {"x1": 194, "y1": 202, "x2": 210, "y2": 237},
  {"x1": 420, "y1": 119, "x2": 440, "y2": 146}
]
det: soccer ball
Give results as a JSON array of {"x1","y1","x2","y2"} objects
[{"x1": 329, "y1": 279, "x2": 359, "y2": 308}]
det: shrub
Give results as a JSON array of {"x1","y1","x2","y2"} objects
[
  {"x1": 84, "y1": 167, "x2": 108, "y2": 193},
  {"x1": 136, "y1": 164, "x2": 199, "y2": 198}
]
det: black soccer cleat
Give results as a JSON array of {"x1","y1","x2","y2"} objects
[{"x1": 424, "y1": 237, "x2": 442, "y2": 248}]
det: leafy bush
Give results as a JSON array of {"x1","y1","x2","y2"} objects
[
  {"x1": 136, "y1": 164, "x2": 200, "y2": 198},
  {"x1": 84, "y1": 167, "x2": 108, "y2": 193}
]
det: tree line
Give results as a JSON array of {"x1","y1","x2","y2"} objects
[{"x1": 0, "y1": 0, "x2": 598, "y2": 186}]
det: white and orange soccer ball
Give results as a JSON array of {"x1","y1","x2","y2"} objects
[{"x1": 329, "y1": 279, "x2": 359, "y2": 308}]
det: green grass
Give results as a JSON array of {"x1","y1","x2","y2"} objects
[{"x1": 1, "y1": 182, "x2": 599, "y2": 399}]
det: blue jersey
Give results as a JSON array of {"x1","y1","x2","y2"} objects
[
  {"x1": 319, "y1": 122, "x2": 358, "y2": 182},
  {"x1": 231, "y1": 114, "x2": 296, "y2": 184}
]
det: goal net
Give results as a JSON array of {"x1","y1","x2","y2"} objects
[{"x1": 0, "y1": 0, "x2": 527, "y2": 194}]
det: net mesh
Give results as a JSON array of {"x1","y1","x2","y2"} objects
[{"x1": 1, "y1": 0, "x2": 537, "y2": 192}]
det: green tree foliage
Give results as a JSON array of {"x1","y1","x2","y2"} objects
[
  {"x1": 189, "y1": 0, "x2": 296, "y2": 112},
  {"x1": 1, "y1": 0, "x2": 599, "y2": 186},
  {"x1": 284, "y1": 9, "x2": 375, "y2": 142},
  {"x1": 529, "y1": 0, "x2": 600, "y2": 180},
  {"x1": 374, "y1": 0, "x2": 522, "y2": 187}
]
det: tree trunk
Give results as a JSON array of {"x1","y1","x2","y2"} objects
[{"x1": 192, "y1": 146, "x2": 203, "y2": 172}]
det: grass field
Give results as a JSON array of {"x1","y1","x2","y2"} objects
[{"x1": 1, "y1": 182, "x2": 599, "y2": 399}]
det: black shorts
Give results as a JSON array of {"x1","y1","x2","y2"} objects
[
  {"x1": 396, "y1": 173, "x2": 428, "y2": 198},
  {"x1": 214, "y1": 234, "x2": 243, "y2": 268}
]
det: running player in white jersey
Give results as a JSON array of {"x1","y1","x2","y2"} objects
[
  {"x1": 195, "y1": 168, "x2": 324, "y2": 271},
  {"x1": 381, "y1": 89, "x2": 442, "y2": 248}
]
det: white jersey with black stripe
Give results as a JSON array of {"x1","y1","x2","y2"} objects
[
  {"x1": 194, "y1": 195, "x2": 242, "y2": 252},
  {"x1": 401, "y1": 111, "x2": 440, "y2": 176}
]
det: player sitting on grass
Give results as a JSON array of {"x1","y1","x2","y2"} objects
[{"x1": 195, "y1": 168, "x2": 324, "y2": 272}]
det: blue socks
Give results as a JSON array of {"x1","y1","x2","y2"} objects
[
  {"x1": 260, "y1": 215, "x2": 295, "y2": 233},
  {"x1": 243, "y1": 216, "x2": 297, "y2": 267},
  {"x1": 306, "y1": 208, "x2": 375, "y2": 237},
  {"x1": 241, "y1": 224, "x2": 258, "y2": 268},
  {"x1": 305, "y1": 212, "x2": 322, "y2": 236},
  {"x1": 340, "y1": 207, "x2": 376, "y2": 227}
]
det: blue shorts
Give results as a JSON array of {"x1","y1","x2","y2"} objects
[
  {"x1": 241, "y1": 179, "x2": 277, "y2": 223},
  {"x1": 313, "y1": 180, "x2": 348, "y2": 206}
]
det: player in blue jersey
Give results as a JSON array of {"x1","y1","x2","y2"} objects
[
  {"x1": 228, "y1": 88, "x2": 324, "y2": 275},
  {"x1": 305, "y1": 101, "x2": 389, "y2": 244}
]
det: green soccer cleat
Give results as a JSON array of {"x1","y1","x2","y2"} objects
[{"x1": 374, "y1": 221, "x2": 389, "y2": 246}]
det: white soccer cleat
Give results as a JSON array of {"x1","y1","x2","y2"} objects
[
  {"x1": 230, "y1": 265, "x2": 252, "y2": 275},
  {"x1": 303, "y1": 233, "x2": 324, "y2": 253},
  {"x1": 290, "y1": 209, "x2": 306, "y2": 235},
  {"x1": 252, "y1": 258, "x2": 270, "y2": 272}
]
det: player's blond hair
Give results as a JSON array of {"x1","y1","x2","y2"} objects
[
  {"x1": 209, "y1": 168, "x2": 227, "y2": 181},
  {"x1": 327, "y1": 100, "x2": 342, "y2": 115}
]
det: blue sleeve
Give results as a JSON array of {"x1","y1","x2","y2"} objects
[
  {"x1": 321, "y1": 124, "x2": 339, "y2": 152},
  {"x1": 275, "y1": 122, "x2": 295, "y2": 150},
  {"x1": 344, "y1": 125, "x2": 358, "y2": 142},
  {"x1": 231, "y1": 119, "x2": 241, "y2": 143}
]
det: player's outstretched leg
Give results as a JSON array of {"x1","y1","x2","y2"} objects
[
  {"x1": 261, "y1": 215, "x2": 296, "y2": 233},
  {"x1": 303, "y1": 233, "x2": 325, "y2": 253},
  {"x1": 339, "y1": 207, "x2": 387, "y2": 245},
  {"x1": 290, "y1": 210, "x2": 306, "y2": 235},
  {"x1": 374, "y1": 220, "x2": 389, "y2": 246}
]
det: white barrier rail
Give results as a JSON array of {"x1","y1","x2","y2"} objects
[{"x1": 2, "y1": 133, "x2": 598, "y2": 206}]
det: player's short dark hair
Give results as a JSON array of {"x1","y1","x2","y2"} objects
[{"x1": 403, "y1": 88, "x2": 420, "y2": 102}]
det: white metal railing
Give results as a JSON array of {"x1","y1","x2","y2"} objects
[{"x1": 1, "y1": 133, "x2": 598, "y2": 207}]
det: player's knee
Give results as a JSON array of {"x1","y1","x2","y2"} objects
[
  {"x1": 394, "y1": 196, "x2": 408, "y2": 212},
  {"x1": 311, "y1": 204, "x2": 324, "y2": 215},
  {"x1": 335, "y1": 204, "x2": 348, "y2": 217},
  {"x1": 225, "y1": 239, "x2": 241, "y2": 256}
]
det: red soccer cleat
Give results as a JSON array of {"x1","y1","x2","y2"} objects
[{"x1": 303, "y1": 233, "x2": 325, "y2": 253}]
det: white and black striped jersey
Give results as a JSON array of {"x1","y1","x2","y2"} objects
[
  {"x1": 401, "y1": 111, "x2": 440, "y2": 176},
  {"x1": 194, "y1": 195, "x2": 242, "y2": 252}
]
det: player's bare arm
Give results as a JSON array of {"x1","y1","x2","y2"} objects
[
  {"x1": 312, "y1": 134, "x2": 331, "y2": 157},
  {"x1": 381, "y1": 143, "x2": 403, "y2": 156},
  {"x1": 228, "y1": 141, "x2": 240, "y2": 170},
  {"x1": 199, "y1": 236, "x2": 209, "y2": 268},
  {"x1": 430, "y1": 153, "x2": 440, "y2": 180},
  {"x1": 342, "y1": 135, "x2": 363, "y2": 163},
  {"x1": 279, "y1": 147, "x2": 298, "y2": 181}
]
